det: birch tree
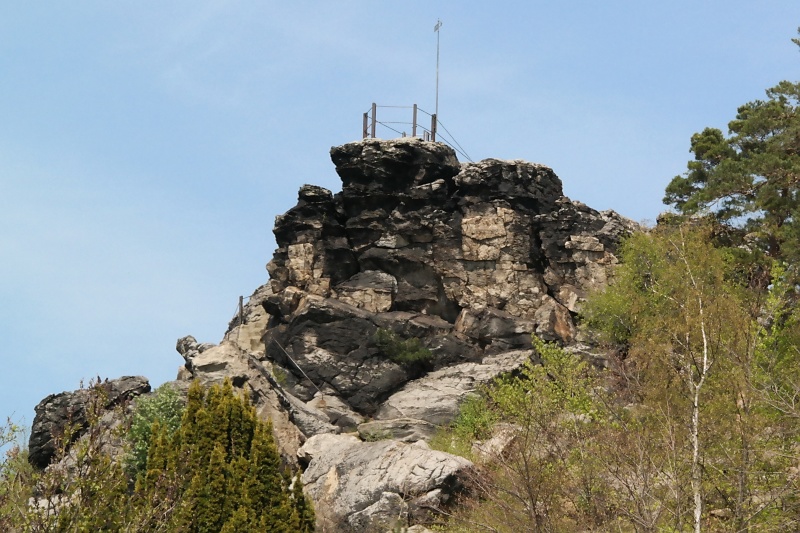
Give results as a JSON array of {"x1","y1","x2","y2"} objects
[{"x1": 585, "y1": 223, "x2": 758, "y2": 531}]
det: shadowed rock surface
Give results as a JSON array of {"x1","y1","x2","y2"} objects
[{"x1": 28, "y1": 376, "x2": 150, "y2": 469}]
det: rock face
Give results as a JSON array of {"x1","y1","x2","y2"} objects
[
  {"x1": 28, "y1": 376, "x2": 150, "y2": 469},
  {"x1": 192, "y1": 138, "x2": 635, "y2": 531},
  {"x1": 298, "y1": 433, "x2": 472, "y2": 532},
  {"x1": 29, "y1": 138, "x2": 636, "y2": 532},
  {"x1": 260, "y1": 138, "x2": 633, "y2": 413}
]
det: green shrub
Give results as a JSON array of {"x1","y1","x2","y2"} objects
[
  {"x1": 140, "y1": 379, "x2": 315, "y2": 532},
  {"x1": 0, "y1": 420, "x2": 34, "y2": 531},
  {"x1": 430, "y1": 394, "x2": 497, "y2": 458},
  {"x1": 373, "y1": 328, "x2": 433, "y2": 367},
  {"x1": 361, "y1": 428, "x2": 392, "y2": 442},
  {"x1": 125, "y1": 383, "x2": 184, "y2": 477}
]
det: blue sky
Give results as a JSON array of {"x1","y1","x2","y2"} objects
[{"x1": 2, "y1": 1, "x2": 800, "y2": 429}]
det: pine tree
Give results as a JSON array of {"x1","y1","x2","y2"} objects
[
  {"x1": 292, "y1": 473, "x2": 316, "y2": 533},
  {"x1": 134, "y1": 378, "x2": 315, "y2": 531},
  {"x1": 664, "y1": 29, "x2": 800, "y2": 264}
]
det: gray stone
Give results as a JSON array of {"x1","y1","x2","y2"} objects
[
  {"x1": 376, "y1": 350, "x2": 534, "y2": 426},
  {"x1": 348, "y1": 492, "x2": 408, "y2": 531},
  {"x1": 28, "y1": 376, "x2": 150, "y2": 469},
  {"x1": 299, "y1": 433, "x2": 472, "y2": 532}
]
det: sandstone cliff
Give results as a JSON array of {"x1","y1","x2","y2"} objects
[{"x1": 30, "y1": 138, "x2": 637, "y2": 532}]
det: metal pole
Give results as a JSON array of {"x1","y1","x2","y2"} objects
[
  {"x1": 412, "y1": 104, "x2": 418, "y2": 138},
  {"x1": 371, "y1": 102, "x2": 377, "y2": 138},
  {"x1": 431, "y1": 113, "x2": 437, "y2": 142},
  {"x1": 363, "y1": 112, "x2": 368, "y2": 139},
  {"x1": 434, "y1": 20, "x2": 441, "y2": 134},
  {"x1": 238, "y1": 296, "x2": 244, "y2": 326}
]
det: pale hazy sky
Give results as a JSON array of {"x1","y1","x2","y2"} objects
[{"x1": 2, "y1": 1, "x2": 800, "y2": 428}]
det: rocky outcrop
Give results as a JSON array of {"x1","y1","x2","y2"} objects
[
  {"x1": 259, "y1": 138, "x2": 633, "y2": 416},
  {"x1": 29, "y1": 138, "x2": 636, "y2": 532},
  {"x1": 298, "y1": 433, "x2": 471, "y2": 532},
  {"x1": 28, "y1": 376, "x2": 150, "y2": 469},
  {"x1": 364, "y1": 350, "x2": 533, "y2": 441},
  {"x1": 187, "y1": 138, "x2": 635, "y2": 531}
]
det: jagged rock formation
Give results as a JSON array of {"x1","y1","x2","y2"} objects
[
  {"x1": 29, "y1": 138, "x2": 636, "y2": 532},
  {"x1": 257, "y1": 139, "x2": 634, "y2": 417},
  {"x1": 222, "y1": 138, "x2": 634, "y2": 530},
  {"x1": 28, "y1": 376, "x2": 150, "y2": 469}
]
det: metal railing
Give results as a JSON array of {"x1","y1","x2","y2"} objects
[
  {"x1": 360, "y1": 103, "x2": 472, "y2": 161},
  {"x1": 362, "y1": 103, "x2": 437, "y2": 141}
]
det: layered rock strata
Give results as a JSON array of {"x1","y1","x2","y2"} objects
[{"x1": 258, "y1": 138, "x2": 634, "y2": 417}]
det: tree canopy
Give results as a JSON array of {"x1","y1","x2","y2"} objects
[{"x1": 664, "y1": 30, "x2": 800, "y2": 262}]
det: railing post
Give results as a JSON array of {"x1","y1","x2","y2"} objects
[
  {"x1": 363, "y1": 112, "x2": 368, "y2": 139},
  {"x1": 412, "y1": 104, "x2": 418, "y2": 138},
  {"x1": 430, "y1": 113, "x2": 437, "y2": 142},
  {"x1": 371, "y1": 102, "x2": 377, "y2": 138}
]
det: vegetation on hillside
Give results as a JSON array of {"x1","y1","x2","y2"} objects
[
  {"x1": 374, "y1": 328, "x2": 434, "y2": 368},
  {"x1": 0, "y1": 379, "x2": 314, "y2": 532},
  {"x1": 433, "y1": 224, "x2": 799, "y2": 532}
]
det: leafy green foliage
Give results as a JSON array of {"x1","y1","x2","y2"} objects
[
  {"x1": 584, "y1": 223, "x2": 800, "y2": 531},
  {"x1": 374, "y1": 328, "x2": 433, "y2": 367},
  {"x1": 125, "y1": 382, "x2": 184, "y2": 477},
  {"x1": 430, "y1": 394, "x2": 497, "y2": 458},
  {"x1": 0, "y1": 420, "x2": 34, "y2": 532},
  {"x1": 438, "y1": 224, "x2": 800, "y2": 532},
  {"x1": 435, "y1": 337, "x2": 611, "y2": 531}
]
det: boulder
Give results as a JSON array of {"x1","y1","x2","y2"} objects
[
  {"x1": 299, "y1": 433, "x2": 472, "y2": 532},
  {"x1": 28, "y1": 376, "x2": 150, "y2": 469},
  {"x1": 375, "y1": 350, "x2": 534, "y2": 427}
]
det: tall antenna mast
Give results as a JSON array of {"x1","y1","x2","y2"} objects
[{"x1": 434, "y1": 19, "x2": 442, "y2": 122}]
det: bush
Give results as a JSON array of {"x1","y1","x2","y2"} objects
[
  {"x1": 139, "y1": 379, "x2": 315, "y2": 531},
  {"x1": 125, "y1": 383, "x2": 184, "y2": 477},
  {"x1": 0, "y1": 419, "x2": 34, "y2": 531},
  {"x1": 430, "y1": 394, "x2": 496, "y2": 458},
  {"x1": 373, "y1": 328, "x2": 433, "y2": 367}
]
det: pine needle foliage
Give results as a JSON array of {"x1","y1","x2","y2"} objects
[
  {"x1": 0, "y1": 379, "x2": 314, "y2": 532},
  {"x1": 139, "y1": 379, "x2": 315, "y2": 532}
]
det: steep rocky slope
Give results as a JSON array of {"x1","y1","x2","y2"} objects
[{"x1": 30, "y1": 138, "x2": 636, "y2": 532}]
